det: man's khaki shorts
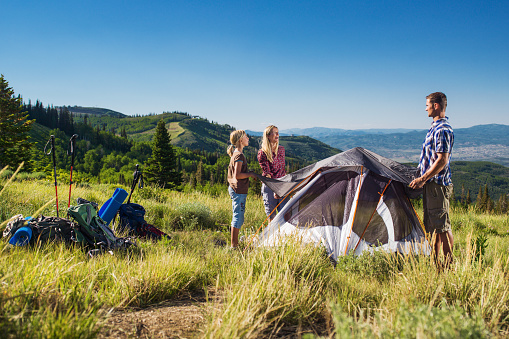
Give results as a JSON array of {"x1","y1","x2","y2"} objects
[{"x1": 423, "y1": 181, "x2": 453, "y2": 234}]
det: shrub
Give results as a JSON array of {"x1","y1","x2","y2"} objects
[
  {"x1": 136, "y1": 185, "x2": 168, "y2": 203},
  {"x1": 171, "y1": 202, "x2": 215, "y2": 231}
]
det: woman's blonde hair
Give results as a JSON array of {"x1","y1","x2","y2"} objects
[
  {"x1": 227, "y1": 130, "x2": 246, "y2": 156},
  {"x1": 261, "y1": 125, "x2": 278, "y2": 163}
]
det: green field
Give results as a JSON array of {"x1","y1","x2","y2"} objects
[{"x1": 1, "y1": 177, "x2": 508, "y2": 338}]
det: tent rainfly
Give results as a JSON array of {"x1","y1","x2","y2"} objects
[{"x1": 256, "y1": 147, "x2": 431, "y2": 260}]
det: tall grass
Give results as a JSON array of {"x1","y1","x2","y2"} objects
[{"x1": 0, "y1": 179, "x2": 508, "y2": 338}]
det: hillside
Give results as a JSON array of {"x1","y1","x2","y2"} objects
[
  {"x1": 65, "y1": 106, "x2": 127, "y2": 118},
  {"x1": 75, "y1": 110, "x2": 341, "y2": 165},
  {"x1": 451, "y1": 161, "x2": 509, "y2": 201}
]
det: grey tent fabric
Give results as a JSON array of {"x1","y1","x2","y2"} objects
[
  {"x1": 255, "y1": 148, "x2": 429, "y2": 259},
  {"x1": 257, "y1": 147, "x2": 421, "y2": 198}
]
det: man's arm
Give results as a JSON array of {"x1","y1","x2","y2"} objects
[{"x1": 409, "y1": 152, "x2": 450, "y2": 189}]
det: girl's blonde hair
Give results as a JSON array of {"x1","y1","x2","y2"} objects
[
  {"x1": 261, "y1": 125, "x2": 278, "y2": 163},
  {"x1": 227, "y1": 130, "x2": 246, "y2": 156}
]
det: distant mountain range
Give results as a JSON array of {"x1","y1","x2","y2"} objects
[
  {"x1": 275, "y1": 124, "x2": 509, "y2": 167},
  {"x1": 281, "y1": 127, "x2": 420, "y2": 136}
]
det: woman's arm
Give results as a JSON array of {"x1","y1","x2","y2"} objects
[{"x1": 257, "y1": 150, "x2": 272, "y2": 178}]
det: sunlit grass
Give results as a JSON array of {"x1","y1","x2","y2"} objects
[{"x1": 0, "y1": 179, "x2": 508, "y2": 338}]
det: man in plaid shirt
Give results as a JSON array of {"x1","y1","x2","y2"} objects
[{"x1": 409, "y1": 92, "x2": 454, "y2": 267}]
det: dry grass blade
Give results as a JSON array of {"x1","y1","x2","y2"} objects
[
  {"x1": 0, "y1": 162, "x2": 24, "y2": 198},
  {"x1": 0, "y1": 165, "x2": 8, "y2": 177}
]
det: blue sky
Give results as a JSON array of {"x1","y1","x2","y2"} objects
[{"x1": 2, "y1": 0, "x2": 508, "y2": 131}]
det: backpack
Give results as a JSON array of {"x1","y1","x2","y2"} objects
[
  {"x1": 3, "y1": 214, "x2": 26, "y2": 239},
  {"x1": 116, "y1": 203, "x2": 147, "y2": 235},
  {"x1": 29, "y1": 216, "x2": 76, "y2": 245},
  {"x1": 67, "y1": 203, "x2": 135, "y2": 250},
  {"x1": 116, "y1": 203, "x2": 170, "y2": 241}
]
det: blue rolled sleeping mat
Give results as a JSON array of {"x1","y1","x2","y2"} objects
[{"x1": 98, "y1": 188, "x2": 128, "y2": 226}]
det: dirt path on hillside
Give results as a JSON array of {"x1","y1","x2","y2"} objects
[
  {"x1": 97, "y1": 289, "x2": 331, "y2": 338},
  {"x1": 97, "y1": 290, "x2": 215, "y2": 339}
]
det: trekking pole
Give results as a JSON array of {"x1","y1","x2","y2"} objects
[
  {"x1": 67, "y1": 134, "x2": 78, "y2": 208},
  {"x1": 44, "y1": 135, "x2": 60, "y2": 217},
  {"x1": 127, "y1": 164, "x2": 144, "y2": 204}
]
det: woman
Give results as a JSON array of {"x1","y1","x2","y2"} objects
[{"x1": 257, "y1": 125, "x2": 286, "y2": 221}]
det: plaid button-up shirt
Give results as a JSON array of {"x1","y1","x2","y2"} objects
[
  {"x1": 257, "y1": 146, "x2": 286, "y2": 179},
  {"x1": 418, "y1": 117, "x2": 454, "y2": 186}
]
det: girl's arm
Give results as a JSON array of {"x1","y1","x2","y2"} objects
[{"x1": 233, "y1": 161, "x2": 256, "y2": 179}]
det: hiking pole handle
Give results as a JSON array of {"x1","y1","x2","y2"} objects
[
  {"x1": 45, "y1": 135, "x2": 60, "y2": 217},
  {"x1": 50, "y1": 136, "x2": 57, "y2": 172},
  {"x1": 67, "y1": 134, "x2": 78, "y2": 208},
  {"x1": 44, "y1": 135, "x2": 54, "y2": 155},
  {"x1": 68, "y1": 134, "x2": 78, "y2": 157},
  {"x1": 68, "y1": 134, "x2": 78, "y2": 176}
]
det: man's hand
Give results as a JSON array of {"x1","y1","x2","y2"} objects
[
  {"x1": 409, "y1": 176, "x2": 425, "y2": 189},
  {"x1": 410, "y1": 152, "x2": 449, "y2": 190}
]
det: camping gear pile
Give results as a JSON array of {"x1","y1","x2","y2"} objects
[
  {"x1": 2, "y1": 135, "x2": 170, "y2": 256},
  {"x1": 256, "y1": 147, "x2": 431, "y2": 261}
]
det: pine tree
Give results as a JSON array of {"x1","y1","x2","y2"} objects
[
  {"x1": 476, "y1": 185, "x2": 485, "y2": 212},
  {"x1": 145, "y1": 119, "x2": 181, "y2": 189},
  {"x1": 189, "y1": 173, "x2": 196, "y2": 188},
  {"x1": 496, "y1": 194, "x2": 508, "y2": 214},
  {"x1": 483, "y1": 185, "x2": 492, "y2": 213},
  {"x1": 195, "y1": 161, "x2": 204, "y2": 186},
  {"x1": 466, "y1": 190, "x2": 472, "y2": 205},
  {"x1": 0, "y1": 75, "x2": 34, "y2": 170}
]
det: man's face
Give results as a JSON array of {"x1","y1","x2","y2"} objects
[{"x1": 426, "y1": 99, "x2": 439, "y2": 118}]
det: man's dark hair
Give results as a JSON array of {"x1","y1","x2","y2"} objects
[{"x1": 426, "y1": 92, "x2": 447, "y2": 112}]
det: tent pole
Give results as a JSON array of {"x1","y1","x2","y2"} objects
[{"x1": 353, "y1": 180, "x2": 392, "y2": 252}]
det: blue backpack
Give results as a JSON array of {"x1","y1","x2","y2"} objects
[
  {"x1": 116, "y1": 203, "x2": 146, "y2": 236},
  {"x1": 116, "y1": 203, "x2": 171, "y2": 241}
]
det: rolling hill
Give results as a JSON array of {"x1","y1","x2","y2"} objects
[{"x1": 69, "y1": 108, "x2": 341, "y2": 165}]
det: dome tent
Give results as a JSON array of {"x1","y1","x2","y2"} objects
[{"x1": 256, "y1": 147, "x2": 430, "y2": 260}]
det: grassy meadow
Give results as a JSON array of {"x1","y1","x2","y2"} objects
[{"x1": 0, "y1": 176, "x2": 508, "y2": 338}]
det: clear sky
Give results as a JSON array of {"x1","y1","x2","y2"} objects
[{"x1": 2, "y1": 0, "x2": 508, "y2": 131}]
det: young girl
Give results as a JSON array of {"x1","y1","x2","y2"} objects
[
  {"x1": 227, "y1": 130, "x2": 257, "y2": 248},
  {"x1": 258, "y1": 125, "x2": 286, "y2": 221}
]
